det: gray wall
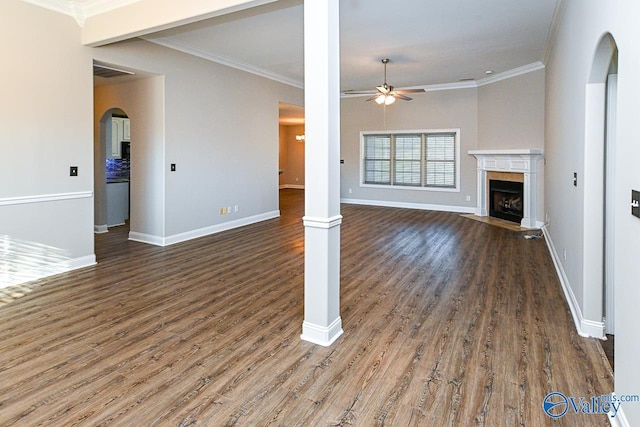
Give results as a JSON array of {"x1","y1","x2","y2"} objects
[
  {"x1": 545, "y1": 1, "x2": 640, "y2": 423},
  {"x1": 478, "y1": 69, "x2": 545, "y2": 150},
  {"x1": 0, "y1": 0, "x2": 95, "y2": 285},
  {"x1": 93, "y1": 39, "x2": 303, "y2": 242},
  {"x1": 340, "y1": 88, "x2": 479, "y2": 211}
]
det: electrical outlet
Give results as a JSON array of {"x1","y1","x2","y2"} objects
[
  {"x1": 234, "y1": 205, "x2": 239, "y2": 213},
  {"x1": 171, "y1": 163, "x2": 176, "y2": 172},
  {"x1": 466, "y1": 195, "x2": 471, "y2": 202},
  {"x1": 632, "y1": 190, "x2": 640, "y2": 218},
  {"x1": 573, "y1": 172, "x2": 577, "y2": 187},
  {"x1": 348, "y1": 188, "x2": 352, "y2": 194},
  {"x1": 70, "y1": 166, "x2": 78, "y2": 176}
]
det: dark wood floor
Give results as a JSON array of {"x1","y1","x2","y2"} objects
[{"x1": 0, "y1": 189, "x2": 613, "y2": 426}]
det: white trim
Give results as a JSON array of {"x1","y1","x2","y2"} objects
[
  {"x1": 541, "y1": 0, "x2": 568, "y2": 65},
  {"x1": 0, "y1": 191, "x2": 93, "y2": 206},
  {"x1": 301, "y1": 317, "x2": 344, "y2": 347},
  {"x1": 94, "y1": 224, "x2": 109, "y2": 234},
  {"x1": 279, "y1": 184, "x2": 305, "y2": 190},
  {"x1": 542, "y1": 226, "x2": 606, "y2": 339},
  {"x1": 476, "y1": 62, "x2": 545, "y2": 87},
  {"x1": 341, "y1": 198, "x2": 475, "y2": 214},
  {"x1": 144, "y1": 37, "x2": 304, "y2": 89},
  {"x1": 128, "y1": 231, "x2": 165, "y2": 246},
  {"x1": 342, "y1": 62, "x2": 545, "y2": 96},
  {"x1": 128, "y1": 210, "x2": 280, "y2": 247},
  {"x1": 608, "y1": 394, "x2": 630, "y2": 427},
  {"x1": 303, "y1": 215, "x2": 343, "y2": 229},
  {"x1": 1, "y1": 254, "x2": 96, "y2": 289}
]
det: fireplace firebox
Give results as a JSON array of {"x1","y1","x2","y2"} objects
[{"x1": 489, "y1": 180, "x2": 524, "y2": 223}]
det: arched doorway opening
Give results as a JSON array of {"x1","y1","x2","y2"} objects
[
  {"x1": 94, "y1": 108, "x2": 132, "y2": 237},
  {"x1": 582, "y1": 33, "x2": 618, "y2": 359}
]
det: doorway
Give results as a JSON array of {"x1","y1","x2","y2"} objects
[
  {"x1": 583, "y1": 33, "x2": 618, "y2": 368},
  {"x1": 95, "y1": 108, "x2": 132, "y2": 237}
]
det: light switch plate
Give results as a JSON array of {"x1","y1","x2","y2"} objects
[
  {"x1": 70, "y1": 166, "x2": 78, "y2": 176},
  {"x1": 170, "y1": 163, "x2": 176, "y2": 172}
]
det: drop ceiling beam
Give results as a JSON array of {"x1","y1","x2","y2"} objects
[{"x1": 81, "y1": 0, "x2": 278, "y2": 46}]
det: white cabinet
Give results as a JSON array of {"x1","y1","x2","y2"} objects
[
  {"x1": 110, "y1": 117, "x2": 130, "y2": 158},
  {"x1": 106, "y1": 181, "x2": 129, "y2": 227},
  {"x1": 122, "y1": 118, "x2": 131, "y2": 141}
]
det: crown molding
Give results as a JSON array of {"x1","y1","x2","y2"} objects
[
  {"x1": 21, "y1": 0, "x2": 141, "y2": 26},
  {"x1": 542, "y1": 0, "x2": 568, "y2": 65},
  {"x1": 476, "y1": 61, "x2": 545, "y2": 87},
  {"x1": 143, "y1": 36, "x2": 304, "y2": 89},
  {"x1": 342, "y1": 62, "x2": 545, "y2": 97}
]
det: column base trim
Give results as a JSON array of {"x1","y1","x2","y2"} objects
[{"x1": 301, "y1": 317, "x2": 344, "y2": 346}]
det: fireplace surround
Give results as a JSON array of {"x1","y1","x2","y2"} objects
[{"x1": 468, "y1": 149, "x2": 544, "y2": 229}]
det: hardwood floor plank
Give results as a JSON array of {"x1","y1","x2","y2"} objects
[{"x1": 0, "y1": 190, "x2": 613, "y2": 426}]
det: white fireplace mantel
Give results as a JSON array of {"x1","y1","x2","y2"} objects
[{"x1": 468, "y1": 149, "x2": 544, "y2": 228}]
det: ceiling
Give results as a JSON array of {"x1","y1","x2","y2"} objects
[{"x1": 64, "y1": 0, "x2": 560, "y2": 124}]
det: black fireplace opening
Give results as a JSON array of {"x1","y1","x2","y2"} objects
[{"x1": 489, "y1": 179, "x2": 524, "y2": 223}]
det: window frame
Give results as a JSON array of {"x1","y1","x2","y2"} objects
[{"x1": 360, "y1": 129, "x2": 461, "y2": 192}]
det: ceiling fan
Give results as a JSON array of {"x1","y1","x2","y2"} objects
[{"x1": 345, "y1": 58, "x2": 425, "y2": 105}]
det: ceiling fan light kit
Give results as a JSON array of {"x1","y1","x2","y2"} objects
[{"x1": 344, "y1": 58, "x2": 425, "y2": 106}]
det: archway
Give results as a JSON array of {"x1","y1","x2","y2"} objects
[
  {"x1": 582, "y1": 33, "x2": 618, "y2": 343},
  {"x1": 94, "y1": 108, "x2": 132, "y2": 237}
]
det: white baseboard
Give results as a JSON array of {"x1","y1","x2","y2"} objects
[
  {"x1": 340, "y1": 198, "x2": 476, "y2": 214},
  {"x1": 0, "y1": 254, "x2": 96, "y2": 289},
  {"x1": 128, "y1": 231, "x2": 165, "y2": 246},
  {"x1": 301, "y1": 317, "x2": 344, "y2": 346},
  {"x1": 542, "y1": 226, "x2": 605, "y2": 339},
  {"x1": 129, "y1": 211, "x2": 281, "y2": 247},
  {"x1": 94, "y1": 224, "x2": 108, "y2": 234},
  {"x1": 608, "y1": 393, "x2": 630, "y2": 427},
  {"x1": 279, "y1": 184, "x2": 304, "y2": 190}
]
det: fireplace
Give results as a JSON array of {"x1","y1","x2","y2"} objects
[
  {"x1": 468, "y1": 149, "x2": 544, "y2": 229},
  {"x1": 489, "y1": 179, "x2": 524, "y2": 223}
]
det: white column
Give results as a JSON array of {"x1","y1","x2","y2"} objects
[{"x1": 300, "y1": 0, "x2": 343, "y2": 346}]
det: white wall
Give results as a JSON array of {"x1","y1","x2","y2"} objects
[
  {"x1": 0, "y1": 0, "x2": 95, "y2": 286},
  {"x1": 545, "y1": 1, "x2": 640, "y2": 424},
  {"x1": 93, "y1": 40, "x2": 303, "y2": 243}
]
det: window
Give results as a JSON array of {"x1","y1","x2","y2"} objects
[{"x1": 362, "y1": 130, "x2": 459, "y2": 190}]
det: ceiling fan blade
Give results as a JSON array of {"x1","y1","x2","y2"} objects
[
  {"x1": 365, "y1": 94, "x2": 380, "y2": 102},
  {"x1": 395, "y1": 88, "x2": 426, "y2": 94},
  {"x1": 344, "y1": 89, "x2": 377, "y2": 95},
  {"x1": 393, "y1": 93, "x2": 413, "y2": 101}
]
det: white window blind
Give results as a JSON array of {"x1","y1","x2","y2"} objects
[
  {"x1": 362, "y1": 130, "x2": 458, "y2": 190},
  {"x1": 363, "y1": 135, "x2": 391, "y2": 184},
  {"x1": 425, "y1": 133, "x2": 456, "y2": 187},
  {"x1": 394, "y1": 134, "x2": 422, "y2": 186}
]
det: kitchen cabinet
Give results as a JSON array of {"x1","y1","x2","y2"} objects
[
  {"x1": 110, "y1": 117, "x2": 130, "y2": 158},
  {"x1": 106, "y1": 181, "x2": 129, "y2": 227}
]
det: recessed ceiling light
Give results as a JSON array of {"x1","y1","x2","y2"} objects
[{"x1": 485, "y1": 70, "x2": 494, "y2": 75}]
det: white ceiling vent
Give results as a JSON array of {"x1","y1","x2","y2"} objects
[{"x1": 93, "y1": 63, "x2": 135, "y2": 78}]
